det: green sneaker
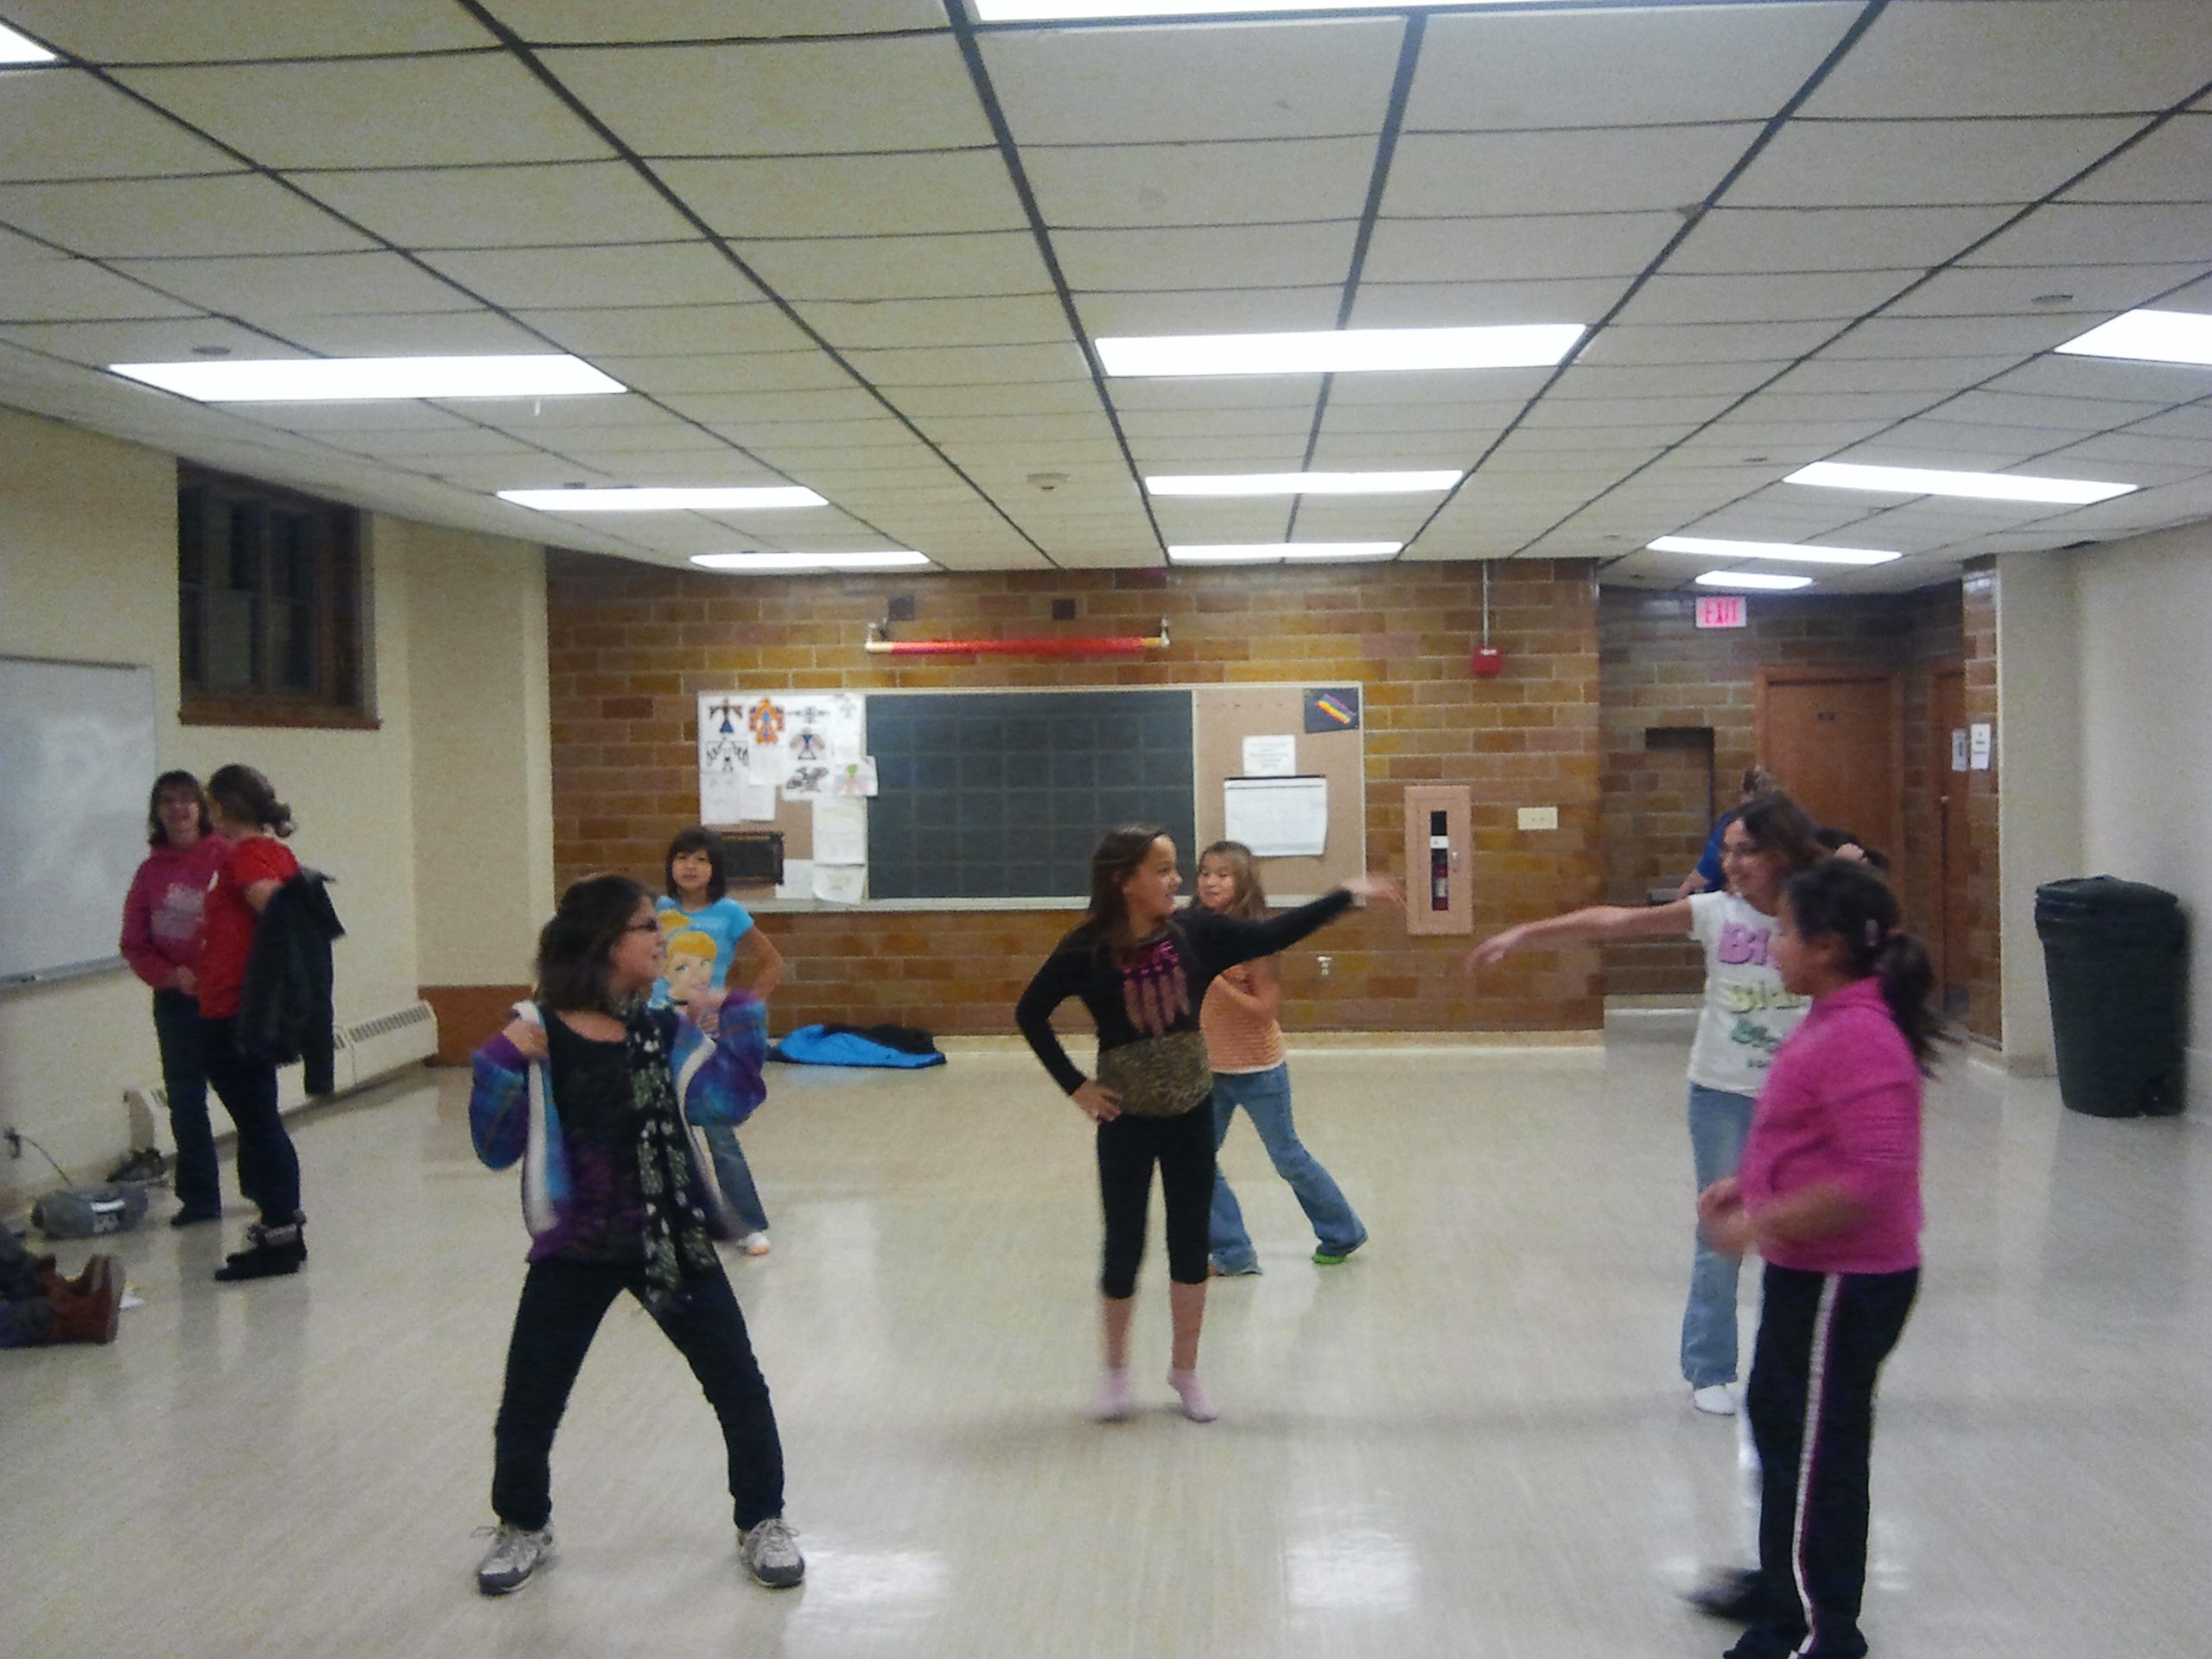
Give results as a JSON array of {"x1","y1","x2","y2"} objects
[{"x1": 1313, "y1": 1234, "x2": 1367, "y2": 1266}]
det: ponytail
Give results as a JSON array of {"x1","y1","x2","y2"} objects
[{"x1": 1783, "y1": 861, "x2": 1945, "y2": 1072}]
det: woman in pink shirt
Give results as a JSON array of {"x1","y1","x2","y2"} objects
[
  {"x1": 1694, "y1": 861, "x2": 1940, "y2": 1659},
  {"x1": 118, "y1": 772, "x2": 232, "y2": 1225}
]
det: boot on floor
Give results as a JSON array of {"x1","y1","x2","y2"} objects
[
  {"x1": 45, "y1": 1255, "x2": 122, "y2": 1344},
  {"x1": 215, "y1": 1219, "x2": 306, "y2": 1282}
]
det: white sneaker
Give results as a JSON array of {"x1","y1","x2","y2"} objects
[
  {"x1": 738, "y1": 1230, "x2": 772, "y2": 1256},
  {"x1": 1691, "y1": 1383, "x2": 1737, "y2": 1416},
  {"x1": 739, "y1": 1516, "x2": 804, "y2": 1587},
  {"x1": 474, "y1": 1523, "x2": 553, "y2": 1595}
]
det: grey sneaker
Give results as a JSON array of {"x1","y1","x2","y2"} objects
[
  {"x1": 738, "y1": 1516, "x2": 804, "y2": 1588},
  {"x1": 474, "y1": 1523, "x2": 554, "y2": 1595}
]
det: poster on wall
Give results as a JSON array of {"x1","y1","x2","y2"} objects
[{"x1": 698, "y1": 690, "x2": 869, "y2": 820}]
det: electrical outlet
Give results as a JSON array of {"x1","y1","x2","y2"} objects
[{"x1": 1316, "y1": 955, "x2": 1333, "y2": 979}]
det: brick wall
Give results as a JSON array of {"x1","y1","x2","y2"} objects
[
  {"x1": 545, "y1": 554, "x2": 1605, "y2": 1035},
  {"x1": 1961, "y1": 565, "x2": 2000, "y2": 1043},
  {"x1": 1596, "y1": 584, "x2": 1966, "y2": 998}
]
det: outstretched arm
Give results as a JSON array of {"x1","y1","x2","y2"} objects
[{"x1": 1464, "y1": 898, "x2": 1694, "y2": 972}]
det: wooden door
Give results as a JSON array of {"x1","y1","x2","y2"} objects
[
  {"x1": 1754, "y1": 667, "x2": 1903, "y2": 866},
  {"x1": 1929, "y1": 667, "x2": 1970, "y2": 1014}
]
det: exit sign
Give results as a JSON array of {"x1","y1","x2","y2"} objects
[{"x1": 1694, "y1": 594, "x2": 1747, "y2": 629}]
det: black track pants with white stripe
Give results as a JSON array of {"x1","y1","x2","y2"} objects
[{"x1": 1742, "y1": 1262, "x2": 1918, "y2": 1659}]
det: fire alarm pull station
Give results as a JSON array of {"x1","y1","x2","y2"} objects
[{"x1": 1403, "y1": 785, "x2": 1471, "y2": 936}]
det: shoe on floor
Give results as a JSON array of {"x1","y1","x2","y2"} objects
[
  {"x1": 1208, "y1": 1255, "x2": 1261, "y2": 1276},
  {"x1": 106, "y1": 1147, "x2": 168, "y2": 1184},
  {"x1": 1691, "y1": 1383, "x2": 1737, "y2": 1416},
  {"x1": 214, "y1": 1221, "x2": 305, "y2": 1282},
  {"x1": 474, "y1": 1524, "x2": 553, "y2": 1595},
  {"x1": 170, "y1": 1205, "x2": 222, "y2": 1230},
  {"x1": 45, "y1": 1255, "x2": 123, "y2": 1344},
  {"x1": 739, "y1": 1516, "x2": 804, "y2": 1588},
  {"x1": 1686, "y1": 1567, "x2": 1764, "y2": 1623},
  {"x1": 737, "y1": 1230, "x2": 772, "y2": 1256},
  {"x1": 1313, "y1": 1233, "x2": 1367, "y2": 1266}
]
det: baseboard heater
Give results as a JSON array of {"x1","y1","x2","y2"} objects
[{"x1": 126, "y1": 1000, "x2": 438, "y2": 1123}]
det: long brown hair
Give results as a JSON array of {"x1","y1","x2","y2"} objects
[
  {"x1": 1082, "y1": 823, "x2": 1169, "y2": 941},
  {"x1": 534, "y1": 873, "x2": 652, "y2": 1014},
  {"x1": 1197, "y1": 840, "x2": 1267, "y2": 920},
  {"x1": 1733, "y1": 790, "x2": 1821, "y2": 874}
]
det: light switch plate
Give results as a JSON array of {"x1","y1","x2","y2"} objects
[{"x1": 1517, "y1": 805, "x2": 1559, "y2": 831}]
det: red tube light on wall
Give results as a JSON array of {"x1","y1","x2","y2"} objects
[{"x1": 864, "y1": 620, "x2": 1169, "y2": 657}]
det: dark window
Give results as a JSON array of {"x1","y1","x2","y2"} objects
[{"x1": 178, "y1": 465, "x2": 371, "y2": 728}]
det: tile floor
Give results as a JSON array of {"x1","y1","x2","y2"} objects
[{"x1": 3, "y1": 1016, "x2": 2203, "y2": 1657}]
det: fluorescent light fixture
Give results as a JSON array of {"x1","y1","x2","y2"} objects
[
  {"x1": 1648, "y1": 535, "x2": 1899, "y2": 567},
  {"x1": 1784, "y1": 461, "x2": 2135, "y2": 506},
  {"x1": 978, "y1": 1, "x2": 1461, "y2": 17},
  {"x1": 108, "y1": 355, "x2": 625, "y2": 402},
  {"x1": 1145, "y1": 470, "x2": 1461, "y2": 497},
  {"x1": 499, "y1": 486, "x2": 827, "y2": 512},
  {"x1": 1097, "y1": 324, "x2": 1582, "y2": 379},
  {"x1": 0, "y1": 22, "x2": 55, "y2": 60},
  {"x1": 1168, "y1": 543, "x2": 1401, "y2": 564},
  {"x1": 1694, "y1": 571, "x2": 1812, "y2": 592},
  {"x1": 2054, "y1": 308, "x2": 2212, "y2": 367},
  {"x1": 690, "y1": 551, "x2": 929, "y2": 573}
]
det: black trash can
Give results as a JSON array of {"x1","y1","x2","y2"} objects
[{"x1": 2034, "y1": 877, "x2": 2188, "y2": 1117}]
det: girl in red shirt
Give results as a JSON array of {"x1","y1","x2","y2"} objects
[{"x1": 198, "y1": 765, "x2": 308, "y2": 1283}]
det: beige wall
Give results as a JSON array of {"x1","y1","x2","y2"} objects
[
  {"x1": 2069, "y1": 521, "x2": 2212, "y2": 1098},
  {"x1": 0, "y1": 407, "x2": 550, "y2": 1210}
]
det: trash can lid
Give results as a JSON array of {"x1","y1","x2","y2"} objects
[{"x1": 2035, "y1": 875, "x2": 2182, "y2": 912}]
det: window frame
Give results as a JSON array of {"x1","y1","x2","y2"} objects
[{"x1": 177, "y1": 464, "x2": 376, "y2": 730}]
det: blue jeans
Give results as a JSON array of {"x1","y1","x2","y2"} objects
[
  {"x1": 153, "y1": 988, "x2": 219, "y2": 1212},
  {"x1": 1683, "y1": 1084, "x2": 1756, "y2": 1388},
  {"x1": 200, "y1": 1015, "x2": 302, "y2": 1228},
  {"x1": 701, "y1": 1122, "x2": 769, "y2": 1236},
  {"x1": 1208, "y1": 1065, "x2": 1365, "y2": 1272}
]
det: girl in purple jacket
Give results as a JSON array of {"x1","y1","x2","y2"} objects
[{"x1": 1694, "y1": 861, "x2": 1941, "y2": 1659}]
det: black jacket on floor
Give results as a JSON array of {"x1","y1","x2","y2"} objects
[{"x1": 238, "y1": 870, "x2": 345, "y2": 1094}]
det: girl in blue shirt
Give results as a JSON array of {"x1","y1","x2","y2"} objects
[{"x1": 655, "y1": 827, "x2": 785, "y2": 1255}]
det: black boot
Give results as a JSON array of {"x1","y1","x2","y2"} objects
[{"x1": 214, "y1": 1219, "x2": 306, "y2": 1282}]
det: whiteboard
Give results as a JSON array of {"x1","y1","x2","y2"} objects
[{"x1": 0, "y1": 656, "x2": 158, "y2": 988}]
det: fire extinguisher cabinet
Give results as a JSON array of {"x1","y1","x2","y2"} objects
[{"x1": 1402, "y1": 785, "x2": 1471, "y2": 936}]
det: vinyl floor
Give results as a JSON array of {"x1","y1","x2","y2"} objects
[{"x1": 3, "y1": 1015, "x2": 2204, "y2": 1658}]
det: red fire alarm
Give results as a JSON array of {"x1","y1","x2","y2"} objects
[{"x1": 1471, "y1": 645, "x2": 1504, "y2": 677}]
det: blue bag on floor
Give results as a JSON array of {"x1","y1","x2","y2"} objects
[{"x1": 768, "y1": 1024, "x2": 946, "y2": 1069}]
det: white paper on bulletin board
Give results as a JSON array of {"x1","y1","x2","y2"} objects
[{"x1": 1224, "y1": 775, "x2": 1329, "y2": 859}]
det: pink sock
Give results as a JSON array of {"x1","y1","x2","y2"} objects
[
  {"x1": 1166, "y1": 1367, "x2": 1217, "y2": 1422},
  {"x1": 1090, "y1": 1367, "x2": 1132, "y2": 1421}
]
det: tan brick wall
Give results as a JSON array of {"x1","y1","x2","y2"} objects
[
  {"x1": 546, "y1": 554, "x2": 1605, "y2": 1035},
  {"x1": 1596, "y1": 585, "x2": 1965, "y2": 998}
]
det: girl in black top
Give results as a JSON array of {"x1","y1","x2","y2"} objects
[{"x1": 1016, "y1": 824, "x2": 1398, "y2": 1422}]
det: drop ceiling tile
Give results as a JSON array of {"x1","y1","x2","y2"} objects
[
  {"x1": 1119, "y1": 404, "x2": 1315, "y2": 442},
  {"x1": 938, "y1": 438, "x2": 1129, "y2": 475},
  {"x1": 0, "y1": 70, "x2": 241, "y2": 182},
  {"x1": 2065, "y1": 112, "x2": 2212, "y2": 203},
  {"x1": 1670, "y1": 204, "x2": 2017, "y2": 275},
  {"x1": 1363, "y1": 213, "x2": 1681, "y2": 284},
  {"x1": 1055, "y1": 221, "x2": 1358, "y2": 293},
  {"x1": 1553, "y1": 361, "x2": 1783, "y2": 401},
  {"x1": 1384, "y1": 127, "x2": 1750, "y2": 219},
  {"x1": 1128, "y1": 435, "x2": 1309, "y2": 466},
  {"x1": 1982, "y1": 353, "x2": 2209, "y2": 405},
  {"x1": 1408, "y1": 3, "x2": 1859, "y2": 130},
  {"x1": 981, "y1": 18, "x2": 1404, "y2": 146},
  {"x1": 887, "y1": 381, "x2": 1105, "y2": 420},
  {"x1": 843, "y1": 341, "x2": 1089, "y2": 385},
  {"x1": 1106, "y1": 378, "x2": 1321, "y2": 417},
  {"x1": 1838, "y1": 420, "x2": 2067, "y2": 465},
  {"x1": 745, "y1": 419, "x2": 947, "y2": 453},
  {"x1": 317, "y1": 427, "x2": 544, "y2": 460},
  {"x1": 1326, "y1": 397, "x2": 1584, "y2": 435},
  {"x1": 1755, "y1": 354, "x2": 2021, "y2": 396},
  {"x1": 542, "y1": 35, "x2": 991, "y2": 156},
  {"x1": 1020, "y1": 137, "x2": 1376, "y2": 231},
  {"x1": 1800, "y1": 2, "x2": 2212, "y2": 119},
  {"x1": 490, "y1": 1, "x2": 945, "y2": 41},
  {"x1": 111, "y1": 250, "x2": 477, "y2": 315},
  {"x1": 1893, "y1": 261, "x2": 2210, "y2": 319},
  {"x1": 468, "y1": 394, "x2": 695, "y2": 433},
  {"x1": 733, "y1": 232, "x2": 1052, "y2": 302},
  {"x1": 114, "y1": 58, "x2": 608, "y2": 169},
  {"x1": 1956, "y1": 203, "x2": 2212, "y2": 268},
  {"x1": 918, "y1": 412, "x2": 1122, "y2": 447},
  {"x1": 659, "y1": 152, "x2": 1024, "y2": 245},
  {"x1": 1727, "y1": 118, "x2": 2144, "y2": 209},
  {"x1": 0, "y1": 315, "x2": 272, "y2": 366},
  {"x1": 2126, "y1": 405, "x2": 2212, "y2": 442},
  {"x1": 0, "y1": 258, "x2": 203, "y2": 321},
  {"x1": 1937, "y1": 387, "x2": 2171, "y2": 430},
  {"x1": 586, "y1": 344, "x2": 853, "y2": 389},
  {"x1": 1821, "y1": 313, "x2": 2110, "y2": 359},
  {"x1": 656, "y1": 388, "x2": 888, "y2": 425},
  {"x1": 801, "y1": 294, "x2": 1070, "y2": 350},
  {"x1": 1725, "y1": 387, "x2": 1945, "y2": 424},
  {"x1": 237, "y1": 402, "x2": 484, "y2": 435},
  {"x1": 0, "y1": 175, "x2": 374, "y2": 257},
  {"x1": 1574, "y1": 319, "x2": 1843, "y2": 366},
  {"x1": 1150, "y1": 500, "x2": 1300, "y2": 541},
  {"x1": 0, "y1": 1, "x2": 493, "y2": 60},
  {"x1": 2029, "y1": 434, "x2": 2208, "y2": 482},
  {"x1": 1348, "y1": 276, "x2": 1630, "y2": 328},
  {"x1": 421, "y1": 242, "x2": 763, "y2": 308},
  {"x1": 1613, "y1": 270, "x2": 1916, "y2": 327},
  {"x1": 277, "y1": 309, "x2": 554, "y2": 356},
  {"x1": 293, "y1": 161, "x2": 697, "y2": 250},
  {"x1": 1071, "y1": 286, "x2": 1339, "y2": 337}
]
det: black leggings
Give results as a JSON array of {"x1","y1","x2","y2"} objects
[{"x1": 1096, "y1": 1103, "x2": 1215, "y2": 1298}]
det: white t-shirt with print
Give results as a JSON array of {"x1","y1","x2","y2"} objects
[{"x1": 1685, "y1": 889, "x2": 1810, "y2": 1096}]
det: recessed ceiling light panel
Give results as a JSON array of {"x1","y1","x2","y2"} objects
[
  {"x1": 1648, "y1": 535, "x2": 1899, "y2": 566},
  {"x1": 109, "y1": 355, "x2": 626, "y2": 402},
  {"x1": 1168, "y1": 543, "x2": 1402, "y2": 564},
  {"x1": 2054, "y1": 308, "x2": 2212, "y2": 367},
  {"x1": 1694, "y1": 570, "x2": 1812, "y2": 591},
  {"x1": 1098, "y1": 325, "x2": 1582, "y2": 379},
  {"x1": 1145, "y1": 471, "x2": 1461, "y2": 497},
  {"x1": 690, "y1": 551, "x2": 930, "y2": 573},
  {"x1": 0, "y1": 22, "x2": 54, "y2": 61},
  {"x1": 1785, "y1": 461, "x2": 2134, "y2": 505},
  {"x1": 500, "y1": 486, "x2": 828, "y2": 512}
]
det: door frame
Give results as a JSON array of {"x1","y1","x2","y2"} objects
[{"x1": 1752, "y1": 664, "x2": 1904, "y2": 863}]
